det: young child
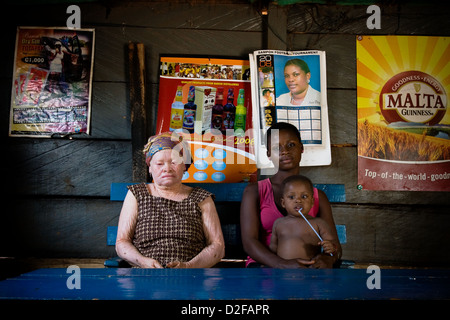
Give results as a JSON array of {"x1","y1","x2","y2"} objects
[{"x1": 269, "y1": 175, "x2": 338, "y2": 263}]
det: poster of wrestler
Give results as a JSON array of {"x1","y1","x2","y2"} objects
[{"x1": 9, "y1": 27, "x2": 95, "y2": 137}]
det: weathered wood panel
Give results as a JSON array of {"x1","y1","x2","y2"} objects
[
  {"x1": 90, "y1": 82, "x2": 131, "y2": 139},
  {"x1": 1, "y1": 198, "x2": 121, "y2": 258},
  {"x1": 94, "y1": 27, "x2": 263, "y2": 83},
  {"x1": 82, "y1": 2, "x2": 262, "y2": 31},
  {"x1": 0, "y1": 79, "x2": 12, "y2": 137},
  {"x1": 7, "y1": 140, "x2": 132, "y2": 197},
  {"x1": 333, "y1": 204, "x2": 450, "y2": 266},
  {"x1": 327, "y1": 89, "x2": 357, "y2": 145},
  {"x1": 86, "y1": 2, "x2": 264, "y2": 83},
  {"x1": 287, "y1": 3, "x2": 449, "y2": 35}
]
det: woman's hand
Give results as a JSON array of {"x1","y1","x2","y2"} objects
[
  {"x1": 139, "y1": 257, "x2": 164, "y2": 268},
  {"x1": 275, "y1": 258, "x2": 316, "y2": 269},
  {"x1": 309, "y1": 254, "x2": 335, "y2": 269},
  {"x1": 166, "y1": 261, "x2": 189, "y2": 268}
]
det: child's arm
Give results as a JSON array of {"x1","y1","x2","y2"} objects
[
  {"x1": 316, "y1": 218, "x2": 338, "y2": 256},
  {"x1": 269, "y1": 220, "x2": 279, "y2": 253}
]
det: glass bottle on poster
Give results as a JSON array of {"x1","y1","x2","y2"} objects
[
  {"x1": 170, "y1": 85, "x2": 184, "y2": 131},
  {"x1": 211, "y1": 87, "x2": 224, "y2": 131},
  {"x1": 222, "y1": 88, "x2": 235, "y2": 133},
  {"x1": 234, "y1": 88, "x2": 247, "y2": 136},
  {"x1": 182, "y1": 86, "x2": 197, "y2": 133}
]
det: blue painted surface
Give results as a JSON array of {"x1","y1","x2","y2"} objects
[
  {"x1": 110, "y1": 182, "x2": 248, "y2": 202},
  {"x1": 336, "y1": 224, "x2": 347, "y2": 244},
  {"x1": 314, "y1": 184, "x2": 346, "y2": 203},
  {"x1": 107, "y1": 226, "x2": 118, "y2": 246},
  {"x1": 110, "y1": 182, "x2": 138, "y2": 201},
  {"x1": 1, "y1": 268, "x2": 449, "y2": 300},
  {"x1": 110, "y1": 182, "x2": 346, "y2": 203}
]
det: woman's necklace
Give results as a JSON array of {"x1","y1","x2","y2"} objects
[
  {"x1": 290, "y1": 94, "x2": 305, "y2": 105},
  {"x1": 290, "y1": 87, "x2": 308, "y2": 105},
  {"x1": 152, "y1": 184, "x2": 187, "y2": 201}
]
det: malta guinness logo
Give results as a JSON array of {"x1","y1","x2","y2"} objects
[{"x1": 379, "y1": 71, "x2": 447, "y2": 125}]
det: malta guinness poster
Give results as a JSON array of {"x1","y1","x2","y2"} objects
[{"x1": 357, "y1": 36, "x2": 449, "y2": 191}]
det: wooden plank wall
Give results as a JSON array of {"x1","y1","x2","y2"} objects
[{"x1": 1, "y1": 1, "x2": 449, "y2": 266}]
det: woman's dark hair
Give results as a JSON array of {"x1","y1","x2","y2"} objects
[
  {"x1": 284, "y1": 58, "x2": 310, "y2": 74},
  {"x1": 265, "y1": 122, "x2": 302, "y2": 147}
]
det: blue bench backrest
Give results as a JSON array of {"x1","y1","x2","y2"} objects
[{"x1": 110, "y1": 182, "x2": 346, "y2": 203}]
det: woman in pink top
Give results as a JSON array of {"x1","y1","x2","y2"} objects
[{"x1": 240, "y1": 122, "x2": 342, "y2": 268}]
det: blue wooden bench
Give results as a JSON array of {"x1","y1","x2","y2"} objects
[{"x1": 105, "y1": 182, "x2": 348, "y2": 267}]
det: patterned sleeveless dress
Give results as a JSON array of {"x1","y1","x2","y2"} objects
[{"x1": 128, "y1": 183, "x2": 214, "y2": 267}]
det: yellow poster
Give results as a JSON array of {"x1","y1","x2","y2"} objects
[{"x1": 357, "y1": 36, "x2": 449, "y2": 191}]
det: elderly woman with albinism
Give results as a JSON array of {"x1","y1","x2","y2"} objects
[{"x1": 116, "y1": 132, "x2": 225, "y2": 268}]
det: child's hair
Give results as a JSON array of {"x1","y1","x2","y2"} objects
[
  {"x1": 265, "y1": 122, "x2": 302, "y2": 147},
  {"x1": 282, "y1": 175, "x2": 314, "y2": 195}
]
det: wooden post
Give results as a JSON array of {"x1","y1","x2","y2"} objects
[{"x1": 128, "y1": 42, "x2": 149, "y2": 182}]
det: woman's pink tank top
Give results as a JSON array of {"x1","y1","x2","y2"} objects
[{"x1": 246, "y1": 178, "x2": 319, "y2": 266}]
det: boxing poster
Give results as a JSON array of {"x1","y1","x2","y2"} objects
[{"x1": 9, "y1": 27, "x2": 95, "y2": 137}]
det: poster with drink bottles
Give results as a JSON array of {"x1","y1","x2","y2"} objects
[{"x1": 156, "y1": 56, "x2": 257, "y2": 183}]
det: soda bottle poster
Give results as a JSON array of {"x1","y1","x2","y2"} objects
[
  {"x1": 156, "y1": 56, "x2": 257, "y2": 183},
  {"x1": 9, "y1": 27, "x2": 95, "y2": 137},
  {"x1": 357, "y1": 36, "x2": 450, "y2": 191}
]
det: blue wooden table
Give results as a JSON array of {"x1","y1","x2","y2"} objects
[{"x1": 1, "y1": 268, "x2": 449, "y2": 300}]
